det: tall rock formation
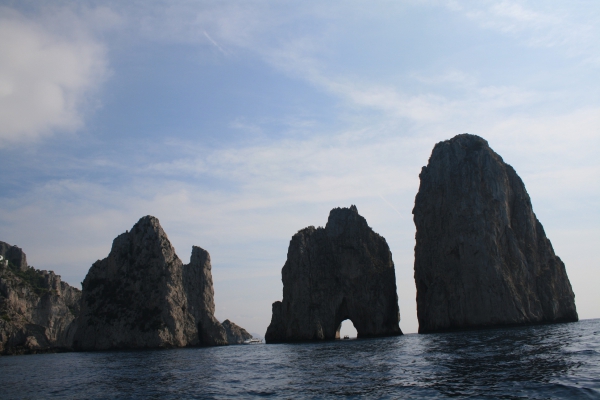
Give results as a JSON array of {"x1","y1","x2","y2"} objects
[
  {"x1": 265, "y1": 206, "x2": 402, "y2": 343},
  {"x1": 0, "y1": 241, "x2": 81, "y2": 355},
  {"x1": 222, "y1": 319, "x2": 252, "y2": 344},
  {"x1": 74, "y1": 216, "x2": 227, "y2": 350},
  {"x1": 413, "y1": 134, "x2": 578, "y2": 333}
]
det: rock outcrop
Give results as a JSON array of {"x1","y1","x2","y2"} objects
[
  {"x1": 0, "y1": 242, "x2": 28, "y2": 271},
  {"x1": 0, "y1": 241, "x2": 81, "y2": 355},
  {"x1": 413, "y1": 134, "x2": 578, "y2": 333},
  {"x1": 222, "y1": 319, "x2": 252, "y2": 344},
  {"x1": 74, "y1": 216, "x2": 227, "y2": 350},
  {"x1": 265, "y1": 206, "x2": 402, "y2": 343}
]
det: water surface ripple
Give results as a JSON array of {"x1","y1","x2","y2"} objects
[{"x1": 2, "y1": 319, "x2": 599, "y2": 399}]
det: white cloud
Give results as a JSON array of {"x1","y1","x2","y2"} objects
[
  {"x1": 412, "y1": 70, "x2": 479, "y2": 87},
  {"x1": 0, "y1": 7, "x2": 109, "y2": 146},
  {"x1": 446, "y1": 0, "x2": 600, "y2": 62},
  {"x1": 264, "y1": 51, "x2": 543, "y2": 126}
]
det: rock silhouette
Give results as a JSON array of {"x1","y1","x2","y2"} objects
[
  {"x1": 222, "y1": 319, "x2": 252, "y2": 344},
  {"x1": 413, "y1": 134, "x2": 578, "y2": 333},
  {"x1": 0, "y1": 241, "x2": 81, "y2": 355},
  {"x1": 0, "y1": 242, "x2": 28, "y2": 271},
  {"x1": 265, "y1": 206, "x2": 402, "y2": 343},
  {"x1": 74, "y1": 216, "x2": 227, "y2": 350}
]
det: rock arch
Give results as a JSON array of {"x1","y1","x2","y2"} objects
[
  {"x1": 335, "y1": 318, "x2": 357, "y2": 340},
  {"x1": 265, "y1": 206, "x2": 402, "y2": 343}
]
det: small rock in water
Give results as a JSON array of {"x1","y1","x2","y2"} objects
[{"x1": 222, "y1": 319, "x2": 252, "y2": 344}]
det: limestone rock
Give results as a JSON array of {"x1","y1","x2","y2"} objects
[
  {"x1": 265, "y1": 206, "x2": 402, "y2": 343},
  {"x1": 413, "y1": 134, "x2": 578, "y2": 333},
  {"x1": 222, "y1": 319, "x2": 252, "y2": 344},
  {"x1": 0, "y1": 242, "x2": 28, "y2": 271},
  {"x1": 74, "y1": 216, "x2": 227, "y2": 350},
  {"x1": 0, "y1": 242, "x2": 81, "y2": 355}
]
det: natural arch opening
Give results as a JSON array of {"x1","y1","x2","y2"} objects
[{"x1": 336, "y1": 319, "x2": 357, "y2": 339}]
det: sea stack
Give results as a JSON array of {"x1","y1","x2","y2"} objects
[
  {"x1": 0, "y1": 242, "x2": 81, "y2": 355},
  {"x1": 265, "y1": 206, "x2": 402, "y2": 343},
  {"x1": 413, "y1": 134, "x2": 578, "y2": 333},
  {"x1": 74, "y1": 216, "x2": 228, "y2": 350},
  {"x1": 222, "y1": 319, "x2": 252, "y2": 344}
]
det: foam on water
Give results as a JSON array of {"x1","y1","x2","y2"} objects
[{"x1": 2, "y1": 319, "x2": 599, "y2": 399}]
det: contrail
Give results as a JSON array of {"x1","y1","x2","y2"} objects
[
  {"x1": 378, "y1": 194, "x2": 403, "y2": 217},
  {"x1": 203, "y1": 31, "x2": 228, "y2": 55}
]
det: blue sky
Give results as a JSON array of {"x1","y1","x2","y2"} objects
[{"x1": 0, "y1": 0, "x2": 598, "y2": 336}]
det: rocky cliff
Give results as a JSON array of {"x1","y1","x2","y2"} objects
[
  {"x1": 0, "y1": 242, "x2": 28, "y2": 271},
  {"x1": 222, "y1": 319, "x2": 252, "y2": 344},
  {"x1": 413, "y1": 134, "x2": 578, "y2": 333},
  {"x1": 265, "y1": 206, "x2": 402, "y2": 343},
  {"x1": 0, "y1": 242, "x2": 81, "y2": 355},
  {"x1": 74, "y1": 216, "x2": 227, "y2": 350}
]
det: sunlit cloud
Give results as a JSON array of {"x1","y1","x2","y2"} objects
[{"x1": 0, "y1": 7, "x2": 110, "y2": 146}]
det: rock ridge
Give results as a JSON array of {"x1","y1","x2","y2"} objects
[{"x1": 74, "y1": 216, "x2": 228, "y2": 350}]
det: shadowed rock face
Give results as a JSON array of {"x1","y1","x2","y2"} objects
[
  {"x1": 74, "y1": 216, "x2": 227, "y2": 350},
  {"x1": 0, "y1": 241, "x2": 81, "y2": 355},
  {"x1": 413, "y1": 134, "x2": 578, "y2": 333},
  {"x1": 265, "y1": 206, "x2": 402, "y2": 343},
  {"x1": 0, "y1": 242, "x2": 28, "y2": 272},
  {"x1": 222, "y1": 319, "x2": 252, "y2": 344}
]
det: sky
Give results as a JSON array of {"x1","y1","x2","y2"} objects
[{"x1": 0, "y1": 0, "x2": 598, "y2": 337}]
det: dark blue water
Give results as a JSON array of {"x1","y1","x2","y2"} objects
[{"x1": 2, "y1": 319, "x2": 599, "y2": 399}]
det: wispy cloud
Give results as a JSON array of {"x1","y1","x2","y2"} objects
[
  {"x1": 445, "y1": 0, "x2": 600, "y2": 62},
  {"x1": 203, "y1": 30, "x2": 229, "y2": 55}
]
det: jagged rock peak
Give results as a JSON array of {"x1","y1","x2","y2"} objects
[
  {"x1": 413, "y1": 133, "x2": 578, "y2": 333},
  {"x1": 222, "y1": 319, "x2": 252, "y2": 344},
  {"x1": 74, "y1": 215, "x2": 227, "y2": 350},
  {"x1": 325, "y1": 205, "x2": 367, "y2": 237},
  {"x1": 265, "y1": 206, "x2": 402, "y2": 343}
]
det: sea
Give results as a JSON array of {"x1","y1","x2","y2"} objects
[{"x1": 1, "y1": 319, "x2": 599, "y2": 399}]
